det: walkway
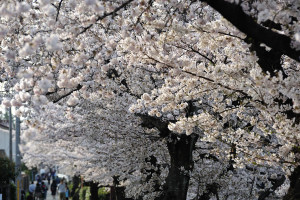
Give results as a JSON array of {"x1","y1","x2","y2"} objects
[{"x1": 45, "y1": 192, "x2": 57, "y2": 200}]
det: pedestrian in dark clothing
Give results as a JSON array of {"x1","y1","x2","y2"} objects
[
  {"x1": 41, "y1": 181, "x2": 48, "y2": 200},
  {"x1": 56, "y1": 176, "x2": 60, "y2": 185},
  {"x1": 37, "y1": 175, "x2": 41, "y2": 183},
  {"x1": 47, "y1": 174, "x2": 51, "y2": 186},
  {"x1": 51, "y1": 180, "x2": 57, "y2": 199},
  {"x1": 35, "y1": 182, "x2": 43, "y2": 200}
]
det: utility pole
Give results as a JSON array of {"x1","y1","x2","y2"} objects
[
  {"x1": 9, "y1": 107, "x2": 12, "y2": 161},
  {"x1": 15, "y1": 116, "x2": 21, "y2": 200}
]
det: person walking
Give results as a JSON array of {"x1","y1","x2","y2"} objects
[
  {"x1": 41, "y1": 181, "x2": 48, "y2": 200},
  {"x1": 50, "y1": 180, "x2": 57, "y2": 200},
  {"x1": 47, "y1": 175, "x2": 51, "y2": 186},
  {"x1": 57, "y1": 179, "x2": 66, "y2": 200},
  {"x1": 34, "y1": 182, "x2": 43, "y2": 200},
  {"x1": 36, "y1": 175, "x2": 41, "y2": 183},
  {"x1": 29, "y1": 181, "x2": 36, "y2": 197}
]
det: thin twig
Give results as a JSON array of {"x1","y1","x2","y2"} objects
[{"x1": 78, "y1": 0, "x2": 135, "y2": 35}]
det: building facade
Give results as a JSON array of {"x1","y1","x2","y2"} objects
[{"x1": 0, "y1": 122, "x2": 15, "y2": 161}]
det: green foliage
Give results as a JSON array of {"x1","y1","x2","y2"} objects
[
  {"x1": 10, "y1": 183, "x2": 16, "y2": 200},
  {"x1": 21, "y1": 163, "x2": 28, "y2": 172},
  {"x1": 25, "y1": 191, "x2": 30, "y2": 198},
  {"x1": 76, "y1": 186, "x2": 109, "y2": 200},
  {"x1": 69, "y1": 183, "x2": 73, "y2": 192},
  {"x1": 21, "y1": 162, "x2": 32, "y2": 177},
  {"x1": 98, "y1": 187, "x2": 109, "y2": 200},
  {"x1": 29, "y1": 167, "x2": 38, "y2": 182},
  {"x1": 79, "y1": 186, "x2": 88, "y2": 200},
  {"x1": 85, "y1": 187, "x2": 91, "y2": 200},
  {"x1": 0, "y1": 157, "x2": 15, "y2": 184}
]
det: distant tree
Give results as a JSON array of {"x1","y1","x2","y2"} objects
[
  {"x1": 0, "y1": 156, "x2": 15, "y2": 185},
  {"x1": 0, "y1": 156, "x2": 16, "y2": 200}
]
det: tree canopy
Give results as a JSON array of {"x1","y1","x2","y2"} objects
[{"x1": 0, "y1": 0, "x2": 300, "y2": 199}]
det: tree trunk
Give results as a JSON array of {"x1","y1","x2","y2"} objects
[
  {"x1": 90, "y1": 182, "x2": 99, "y2": 200},
  {"x1": 283, "y1": 165, "x2": 300, "y2": 200},
  {"x1": 110, "y1": 176, "x2": 132, "y2": 200},
  {"x1": 71, "y1": 175, "x2": 80, "y2": 200},
  {"x1": 138, "y1": 114, "x2": 198, "y2": 200},
  {"x1": 110, "y1": 186, "x2": 116, "y2": 200},
  {"x1": 160, "y1": 134, "x2": 198, "y2": 200}
]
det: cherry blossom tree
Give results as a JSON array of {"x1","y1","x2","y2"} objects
[{"x1": 1, "y1": 0, "x2": 300, "y2": 199}]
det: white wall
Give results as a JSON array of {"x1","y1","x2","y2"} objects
[{"x1": 0, "y1": 127, "x2": 15, "y2": 161}]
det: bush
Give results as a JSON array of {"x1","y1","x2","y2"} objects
[
  {"x1": 75, "y1": 186, "x2": 109, "y2": 200},
  {"x1": 98, "y1": 188, "x2": 109, "y2": 200},
  {"x1": 79, "y1": 186, "x2": 88, "y2": 200},
  {"x1": 0, "y1": 157, "x2": 15, "y2": 185},
  {"x1": 10, "y1": 183, "x2": 16, "y2": 200}
]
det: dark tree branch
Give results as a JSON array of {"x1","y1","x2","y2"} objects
[
  {"x1": 137, "y1": 114, "x2": 172, "y2": 137},
  {"x1": 134, "y1": 0, "x2": 154, "y2": 25},
  {"x1": 261, "y1": 20, "x2": 282, "y2": 31},
  {"x1": 170, "y1": 43, "x2": 216, "y2": 64},
  {"x1": 146, "y1": 54, "x2": 266, "y2": 105},
  {"x1": 55, "y1": 0, "x2": 64, "y2": 22},
  {"x1": 78, "y1": 0, "x2": 135, "y2": 35},
  {"x1": 53, "y1": 84, "x2": 82, "y2": 103},
  {"x1": 245, "y1": 36, "x2": 287, "y2": 78},
  {"x1": 202, "y1": 0, "x2": 300, "y2": 63},
  {"x1": 283, "y1": 166, "x2": 300, "y2": 200},
  {"x1": 197, "y1": 0, "x2": 300, "y2": 123}
]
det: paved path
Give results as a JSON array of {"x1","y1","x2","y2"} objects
[
  {"x1": 33, "y1": 181, "x2": 69, "y2": 200},
  {"x1": 32, "y1": 180, "x2": 58, "y2": 200},
  {"x1": 45, "y1": 192, "x2": 70, "y2": 200},
  {"x1": 45, "y1": 192, "x2": 57, "y2": 200}
]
